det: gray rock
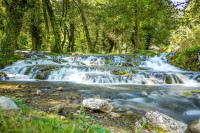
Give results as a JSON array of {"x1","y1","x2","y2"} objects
[
  {"x1": 49, "y1": 103, "x2": 66, "y2": 113},
  {"x1": 135, "y1": 111, "x2": 188, "y2": 133},
  {"x1": 0, "y1": 96, "x2": 19, "y2": 111},
  {"x1": 141, "y1": 91, "x2": 149, "y2": 97},
  {"x1": 82, "y1": 98, "x2": 114, "y2": 113},
  {"x1": 186, "y1": 118, "x2": 200, "y2": 133}
]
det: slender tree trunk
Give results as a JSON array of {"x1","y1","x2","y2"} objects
[
  {"x1": 145, "y1": 33, "x2": 152, "y2": 50},
  {"x1": 134, "y1": 0, "x2": 139, "y2": 50},
  {"x1": 42, "y1": 0, "x2": 50, "y2": 50},
  {"x1": 102, "y1": 31, "x2": 106, "y2": 52},
  {"x1": 94, "y1": 26, "x2": 99, "y2": 48},
  {"x1": 73, "y1": 0, "x2": 94, "y2": 53},
  {"x1": 69, "y1": 24, "x2": 75, "y2": 52},
  {"x1": 44, "y1": 0, "x2": 62, "y2": 53}
]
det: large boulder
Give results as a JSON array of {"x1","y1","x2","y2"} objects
[
  {"x1": 186, "y1": 118, "x2": 200, "y2": 133},
  {"x1": 82, "y1": 98, "x2": 114, "y2": 113},
  {"x1": 0, "y1": 96, "x2": 19, "y2": 111},
  {"x1": 135, "y1": 111, "x2": 188, "y2": 133}
]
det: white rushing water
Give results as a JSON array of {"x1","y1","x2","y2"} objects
[{"x1": 1, "y1": 53, "x2": 200, "y2": 86}]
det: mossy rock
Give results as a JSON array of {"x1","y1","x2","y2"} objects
[
  {"x1": 113, "y1": 70, "x2": 129, "y2": 75},
  {"x1": 35, "y1": 74, "x2": 43, "y2": 80},
  {"x1": 104, "y1": 60, "x2": 111, "y2": 64},
  {"x1": 24, "y1": 67, "x2": 31, "y2": 75},
  {"x1": 139, "y1": 67, "x2": 148, "y2": 70},
  {"x1": 131, "y1": 69, "x2": 138, "y2": 73},
  {"x1": 127, "y1": 58, "x2": 132, "y2": 62},
  {"x1": 165, "y1": 76, "x2": 172, "y2": 84},
  {"x1": 134, "y1": 61, "x2": 139, "y2": 66}
]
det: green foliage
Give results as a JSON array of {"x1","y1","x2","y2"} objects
[
  {"x1": 0, "y1": 98, "x2": 111, "y2": 133},
  {"x1": 168, "y1": 46, "x2": 200, "y2": 71},
  {"x1": 0, "y1": 54, "x2": 20, "y2": 68}
]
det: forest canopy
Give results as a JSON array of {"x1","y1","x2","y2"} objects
[{"x1": 0, "y1": 0, "x2": 199, "y2": 56}]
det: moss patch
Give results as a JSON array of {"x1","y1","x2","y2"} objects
[
  {"x1": 104, "y1": 60, "x2": 111, "y2": 64},
  {"x1": 134, "y1": 61, "x2": 139, "y2": 66},
  {"x1": 131, "y1": 69, "x2": 138, "y2": 73}
]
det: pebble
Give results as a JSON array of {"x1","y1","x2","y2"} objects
[
  {"x1": 16, "y1": 84, "x2": 22, "y2": 88},
  {"x1": 36, "y1": 90, "x2": 42, "y2": 95},
  {"x1": 110, "y1": 112, "x2": 121, "y2": 118},
  {"x1": 57, "y1": 87, "x2": 63, "y2": 91}
]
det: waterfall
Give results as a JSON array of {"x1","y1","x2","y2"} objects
[{"x1": 1, "y1": 52, "x2": 200, "y2": 86}]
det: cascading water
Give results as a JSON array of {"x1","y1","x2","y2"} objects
[
  {"x1": 1, "y1": 51, "x2": 200, "y2": 124},
  {"x1": 1, "y1": 52, "x2": 200, "y2": 86}
]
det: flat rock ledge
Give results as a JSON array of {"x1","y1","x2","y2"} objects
[
  {"x1": 0, "y1": 96, "x2": 19, "y2": 111},
  {"x1": 135, "y1": 111, "x2": 188, "y2": 133},
  {"x1": 82, "y1": 98, "x2": 114, "y2": 113}
]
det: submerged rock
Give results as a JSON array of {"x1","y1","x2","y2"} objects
[
  {"x1": 135, "y1": 111, "x2": 188, "y2": 133},
  {"x1": 82, "y1": 98, "x2": 114, "y2": 113},
  {"x1": 0, "y1": 96, "x2": 19, "y2": 111},
  {"x1": 49, "y1": 103, "x2": 66, "y2": 113},
  {"x1": 186, "y1": 118, "x2": 200, "y2": 133}
]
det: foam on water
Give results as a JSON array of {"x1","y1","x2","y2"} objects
[{"x1": 1, "y1": 53, "x2": 200, "y2": 86}]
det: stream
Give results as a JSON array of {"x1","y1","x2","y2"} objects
[{"x1": 1, "y1": 52, "x2": 200, "y2": 124}]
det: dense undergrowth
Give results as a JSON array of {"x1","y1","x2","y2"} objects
[
  {"x1": 0, "y1": 54, "x2": 20, "y2": 68},
  {"x1": 0, "y1": 97, "x2": 111, "y2": 133},
  {"x1": 167, "y1": 46, "x2": 200, "y2": 71}
]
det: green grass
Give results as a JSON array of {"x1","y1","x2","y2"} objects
[{"x1": 0, "y1": 97, "x2": 111, "y2": 133}]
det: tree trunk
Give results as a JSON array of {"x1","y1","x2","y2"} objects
[
  {"x1": 0, "y1": 0, "x2": 27, "y2": 57},
  {"x1": 134, "y1": 0, "x2": 139, "y2": 50},
  {"x1": 44, "y1": 0, "x2": 62, "y2": 53},
  {"x1": 69, "y1": 24, "x2": 75, "y2": 52},
  {"x1": 145, "y1": 33, "x2": 152, "y2": 50},
  {"x1": 42, "y1": 0, "x2": 50, "y2": 50},
  {"x1": 73, "y1": 0, "x2": 93, "y2": 53}
]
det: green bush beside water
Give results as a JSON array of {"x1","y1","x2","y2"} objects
[
  {"x1": 167, "y1": 46, "x2": 200, "y2": 71},
  {"x1": 0, "y1": 53, "x2": 20, "y2": 68}
]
